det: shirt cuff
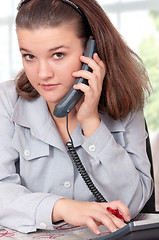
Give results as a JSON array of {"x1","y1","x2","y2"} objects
[
  {"x1": 82, "y1": 119, "x2": 112, "y2": 158},
  {"x1": 35, "y1": 194, "x2": 63, "y2": 230}
]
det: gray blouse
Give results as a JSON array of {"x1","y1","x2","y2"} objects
[{"x1": 0, "y1": 80, "x2": 153, "y2": 233}]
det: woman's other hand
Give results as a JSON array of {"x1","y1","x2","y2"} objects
[{"x1": 52, "y1": 199, "x2": 130, "y2": 235}]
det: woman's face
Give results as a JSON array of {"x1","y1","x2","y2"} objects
[{"x1": 17, "y1": 24, "x2": 84, "y2": 108}]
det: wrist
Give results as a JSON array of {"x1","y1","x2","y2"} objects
[
  {"x1": 52, "y1": 198, "x2": 66, "y2": 223},
  {"x1": 81, "y1": 117, "x2": 101, "y2": 137}
]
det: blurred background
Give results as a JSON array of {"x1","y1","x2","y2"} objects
[{"x1": 0, "y1": 0, "x2": 159, "y2": 209}]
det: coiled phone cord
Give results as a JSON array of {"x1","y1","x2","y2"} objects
[{"x1": 65, "y1": 115, "x2": 106, "y2": 203}]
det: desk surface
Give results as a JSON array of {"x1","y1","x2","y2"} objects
[
  {"x1": 0, "y1": 224, "x2": 110, "y2": 240},
  {"x1": 0, "y1": 213, "x2": 159, "y2": 240}
]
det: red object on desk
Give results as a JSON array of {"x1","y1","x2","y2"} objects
[{"x1": 107, "y1": 207, "x2": 124, "y2": 220}]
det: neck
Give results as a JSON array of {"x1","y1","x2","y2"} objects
[{"x1": 49, "y1": 106, "x2": 78, "y2": 145}]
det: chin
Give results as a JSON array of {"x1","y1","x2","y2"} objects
[
  {"x1": 44, "y1": 96, "x2": 63, "y2": 105},
  {"x1": 40, "y1": 90, "x2": 66, "y2": 104}
]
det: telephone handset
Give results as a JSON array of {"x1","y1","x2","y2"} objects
[{"x1": 53, "y1": 38, "x2": 96, "y2": 118}]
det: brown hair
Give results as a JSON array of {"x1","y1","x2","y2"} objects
[{"x1": 16, "y1": 0, "x2": 151, "y2": 119}]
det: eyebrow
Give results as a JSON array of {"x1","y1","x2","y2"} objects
[{"x1": 20, "y1": 45, "x2": 70, "y2": 53}]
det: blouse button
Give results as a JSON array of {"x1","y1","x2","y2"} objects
[
  {"x1": 64, "y1": 181, "x2": 71, "y2": 188},
  {"x1": 24, "y1": 149, "x2": 31, "y2": 157},
  {"x1": 89, "y1": 145, "x2": 96, "y2": 152}
]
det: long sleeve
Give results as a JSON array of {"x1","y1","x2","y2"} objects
[
  {"x1": 0, "y1": 82, "x2": 62, "y2": 233},
  {"x1": 81, "y1": 111, "x2": 153, "y2": 218}
]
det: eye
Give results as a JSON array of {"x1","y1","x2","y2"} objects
[
  {"x1": 23, "y1": 54, "x2": 35, "y2": 61},
  {"x1": 53, "y1": 52, "x2": 64, "y2": 60}
]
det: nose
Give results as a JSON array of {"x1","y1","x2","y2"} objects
[{"x1": 38, "y1": 60, "x2": 54, "y2": 80}]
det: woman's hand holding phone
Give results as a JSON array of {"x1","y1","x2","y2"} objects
[
  {"x1": 73, "y1": 53, "x2": 106, "y2": 137},
  {"x1": 52, "y1": 199, "x2": 130, "y2": 235}
]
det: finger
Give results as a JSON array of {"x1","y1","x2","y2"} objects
[
  {"x1": 85, "y1": 217, "x2": 101, "y2": 235},
  {"x1": 81, "y1": 53, "x2": 106, "y2": 76},
  {"x1": 73, "y1": 82, "x2": 90, "y2": 94},
  {"x1": 95, "y1": 212, "x2": 119, "y2": 233},
  {"x1": 73, "y1": 83, "x2": 98, "y2": 102},
  {"x1": 93, "y1": 53, "x2": 106, "y2": 78},
  {"x1": 93, "y1": 53, "x2": 104, "y2": 68},
  {"x1": 72, "y1": 70, "x2": 93, "y2": 82},
  {"x1": 108, "y1": 201, "x2": 131, "y2": 222},
  {"x1": 72, "y1": 70, "x2": 102, "y2": 91},
  {"x1": 80, "y1": 55, "x2": 102, "y2": 74},
  {"x1": 105, "y1": 210, "x2": 126, "y2": 229},
  {"x1": 93, "y1": 53, "x2": 101, "y2": 64}
]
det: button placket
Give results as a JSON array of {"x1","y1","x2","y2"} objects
[{"x1": 64, "y1": 181, "x2": 71, "y2": 188}]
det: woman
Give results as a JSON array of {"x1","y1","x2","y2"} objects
[{"x1": 0, "y1": 0, "x2": 152, "y2": 235}]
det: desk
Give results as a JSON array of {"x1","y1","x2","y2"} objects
[
  {"x1": 0, "y1": 223, "x2": 110, "y2": 240},
  {"x1": 0, "y1": 213, "x2": 159, "y2": 240}
]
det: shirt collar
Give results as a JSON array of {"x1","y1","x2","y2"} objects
[{"x1": 11, "y1": 95, "x2": 83, "y2": 151}]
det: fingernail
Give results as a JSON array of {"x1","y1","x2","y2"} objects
[
  {"x1": 96, "y1": 230, "x2": 101, "y2": 235},
  {"x1": 112, "y1": 228, "x2": 118, "y2": 232},
  {"x1": 126, "y1": 216, "x2": 131, "y2": 222}
]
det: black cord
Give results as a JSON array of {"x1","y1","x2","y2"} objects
[{"x1": 65, "y1": 115, "x2": 106, "y2": 202}]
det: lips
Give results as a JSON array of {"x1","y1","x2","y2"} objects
[{"x1": 41, "y1": 83, "x2": 59, "y2": 90}]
